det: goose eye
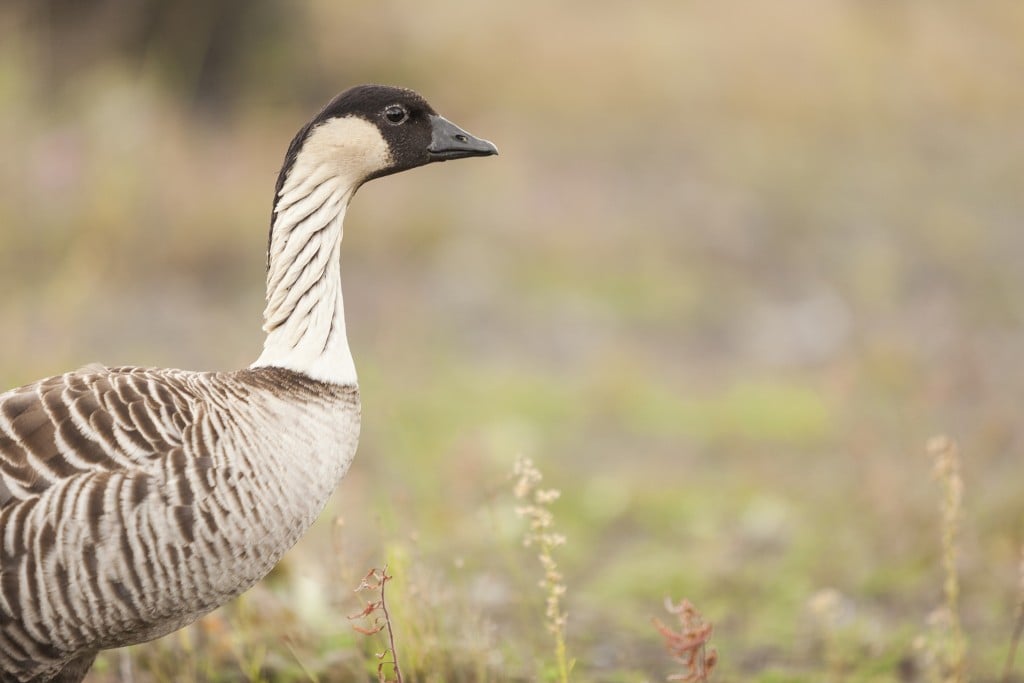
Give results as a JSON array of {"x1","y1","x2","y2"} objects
[{"x1": 384, "y1": 105, "x2": 408, "y2": 125}]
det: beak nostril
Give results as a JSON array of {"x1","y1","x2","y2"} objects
[{"x1": 454, "y1": 134, "x2": 469, "y2": 143}]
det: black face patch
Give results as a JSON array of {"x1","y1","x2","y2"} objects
[
  {"x1": 267, "y1": 86, "x2": 441, "y2": 263},
  {"x1": 272, "y1": 86, "x2": 436, "y2": 211},
  {"x1": 266, "y1": 86, "x2": 442, "y2": 266},
  {"x1": 264, "y1": 83, "x2": 495, "y2": 268}
]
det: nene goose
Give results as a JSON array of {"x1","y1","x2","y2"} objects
[{"x1": 0, "y1": 85, "x2": 497, "y2": 683}]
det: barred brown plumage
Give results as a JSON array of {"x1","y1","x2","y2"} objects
[
  {"x1": 0, "y1": 85, "x2": 495, "y2": 682},
  {"x1": 0, "y1": 367, "x2": 360, "y2": 681}
]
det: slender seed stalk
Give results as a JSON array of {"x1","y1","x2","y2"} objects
[
  {"x1": 926, "y1": 436, "x2": 967, "y2": 683},
  {"x1": 513, "y1": 456, "x2": 571, "y2": 683}
]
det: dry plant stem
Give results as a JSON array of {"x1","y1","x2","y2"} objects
[
  {"x1": 378, "y1": 568, "x2": 402, "y2": 683},
  {"x1": 553, "y1": 625, "x2": 570, "y2": 683},
  {"x1": 654, "y1": 598, "x2": 717, "y2": 682},
  {"x1": 927, "y1": 435, "x2": 967, "y2": 683},
  {"x1": 349, "y1": 567, "x2": 403, "y2": 683},
  {"x1": 1002, "y1": 546, "x2": 1024, "y2": 683},
  {"x1": 1004, "y1": 609, "x2": 1024, "y2": 683}
]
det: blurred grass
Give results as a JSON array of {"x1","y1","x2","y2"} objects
[{"x1": 2, "y1": 0, "x2": 1024, "y2": 680}]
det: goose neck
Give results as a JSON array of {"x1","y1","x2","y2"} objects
[{"x1": 252, "y1": 178, "x2": 357, "y2": 386}]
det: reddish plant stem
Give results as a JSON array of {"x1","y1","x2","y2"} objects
[{"x1": 379, "y1": 568, "x2": 403, "y2": 683}]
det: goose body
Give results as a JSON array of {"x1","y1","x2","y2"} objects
[{"x1": 0, "y1": 85, "x2": 496, "y2": 682}]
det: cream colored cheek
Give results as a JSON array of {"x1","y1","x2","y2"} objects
[{"x1": 302, "y1": 117, "x2": 393, "y2": 180}]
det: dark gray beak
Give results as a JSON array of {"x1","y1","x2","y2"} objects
[{"x1": 427, "y1": 115, "x2": 498, "y2": 161}]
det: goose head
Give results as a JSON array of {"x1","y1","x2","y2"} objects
[{"x1": 273, "y1": 84, "x2": 498, "y2": 217}]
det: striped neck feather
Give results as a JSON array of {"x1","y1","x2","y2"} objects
[
  {"x1": 251, "y1": 116, "x2": 393, "y2": 386},
  {"x1": 252, "y1": 172, "x2": 356, "y2": 385}
]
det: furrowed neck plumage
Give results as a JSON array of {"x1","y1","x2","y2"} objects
[
  {"x1": 253, "y1": 175, "x2": 354, "y2": 385},
  {"x1": 252, "y1": 116, "x2": 392, "y2": 386}
]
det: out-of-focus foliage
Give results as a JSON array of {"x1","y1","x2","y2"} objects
[{"x1": 2, "y1": 1, "x2": 1023, "y2": 680}]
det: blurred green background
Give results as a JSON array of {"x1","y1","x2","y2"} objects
[{"x1": 2, "y1": 1, "x2": 1023, "y2": 681}]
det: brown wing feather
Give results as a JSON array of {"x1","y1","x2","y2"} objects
[
  {"x1": 0, "y1": 367, "x2": 197, "y2": 510},
  {"x1": 0, "y1": 367, "x2": 207, "y2": 681}
]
